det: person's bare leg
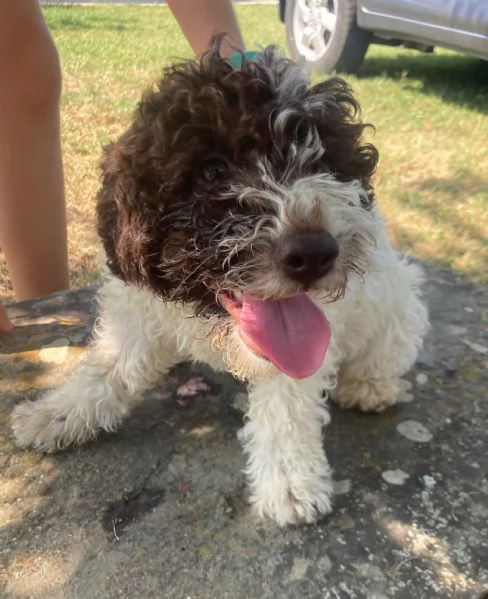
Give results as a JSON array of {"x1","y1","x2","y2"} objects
[
  {"x1": 0, "y1": 0, "x2": 68, "y2": 303},
  {"x1": 167, "y1": 0, "x2": 245, "y2": 57},
  {"x1": 0, "y1": 301, "x2": 13, "y2": 333}
]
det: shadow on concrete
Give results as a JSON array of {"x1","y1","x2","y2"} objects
[{"x1": 1, "y1": 266, "x2": 487, "y2": 597}]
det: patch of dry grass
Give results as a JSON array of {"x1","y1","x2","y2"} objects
[
  {"x1": 1, "y1": 4, "x2": 486, "y2": 303},
  {"x1": 350, "y1": 51, "x2": 488, "y2": 282}
]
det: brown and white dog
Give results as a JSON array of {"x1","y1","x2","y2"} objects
[{"x1": 12, "y1": 41, "x2": 428, "y2": 526}]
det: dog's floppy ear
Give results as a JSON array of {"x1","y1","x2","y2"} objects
[
  {"x1": 306, "y1": 77, "x2": 379, "y2": 208},
  {"x1": 95, "y1": 44, "x2": 233, "y2": 297},
  {"x1": 96, "y1": 109, "x2": 170, "y2": 289}
]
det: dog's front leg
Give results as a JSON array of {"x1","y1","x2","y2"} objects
[
  {"x1": 239, "y1": 374, "x2": 333, "y2": 526},
  {"x1": 12, "y1": 283, "x2": 180, "y2": 452}
]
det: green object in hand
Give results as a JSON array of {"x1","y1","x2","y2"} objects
[{"x1": 228, "y1": 50, "x2": 258, "y2": 69}]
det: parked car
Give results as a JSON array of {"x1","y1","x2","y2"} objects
[{"x1": 279, "y1": 0, "x2": 488, "y2": 73}]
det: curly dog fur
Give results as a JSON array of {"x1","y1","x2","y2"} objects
[{"x1": 12, "y1": 41, "x2": 428, "y2": 526}]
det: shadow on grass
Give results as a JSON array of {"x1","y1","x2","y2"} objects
[
  {"x1": 402, "y1": 171, "x2": 487, "y2": 244},
  {"x1": 358, "y1": 50, "x2": 488, "y2": 114},
  {"x1": 388, "y1": 169, "x2": 488, "y2": 282},
  {"x1": 47, "y1": 9, "x2": 132, "y2": 32}
]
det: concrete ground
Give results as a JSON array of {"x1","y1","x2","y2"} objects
[{"x1": 1, "y1": 261, "x2": 487, "y2": 599}]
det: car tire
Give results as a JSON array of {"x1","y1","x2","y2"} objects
[{"x1": 285, "y1": 0, "x2": 370, "y2": 74}]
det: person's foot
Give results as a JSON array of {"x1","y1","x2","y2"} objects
[{"x1": 0, "y1": 300, "x2": 13, "y2": 332}]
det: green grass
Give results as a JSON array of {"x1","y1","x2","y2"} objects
[
  {"x1": 347, "y1": 50, "x2": 488, "y2": 278},
  {"x1": 1, "y1": 4, "x2": 487, "y2": 300}
]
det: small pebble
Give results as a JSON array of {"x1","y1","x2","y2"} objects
[
  {"x1": 462, "y1": 340, "x2": 488, "y2": 354},
  {"x1": 416, "y1": 373, "x2": 428, "y2": 385},
  {"x1": 397, "y1": 420, "x2": 433, "y2": 443},
  {"x1": 422, "y1": 475, "x2": 436, "y2": 489},
  {"x1": 382, "y1": 469, "x2": 409, "y2": 485},
  {"x1": 396, "y1": 391, "x2": 414, "y2": 404},
  {"x1": 333, "y1": 479, "x2": 351, "y2": 495},
  {"x1": 444, "y1": 324, "x2": 468, "y2": 336},
  {"x1": 288, "y1": 557, "x2": 310, "y2": 582}
]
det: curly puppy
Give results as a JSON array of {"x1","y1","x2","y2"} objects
[{"x1": 12, "y1": 41, "x2": 428, "y2": 526}]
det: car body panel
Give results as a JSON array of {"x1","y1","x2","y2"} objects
[
  {"x1": 358, "y1": 0, "x2": 488, "y2": 60},
  {"x1": 360, "y1": 0, "x2": 454, "y2": 30}
]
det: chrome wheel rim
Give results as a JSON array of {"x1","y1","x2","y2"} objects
[{"x1": 293, "y1": 0, "x2": 338, "y2": 62}]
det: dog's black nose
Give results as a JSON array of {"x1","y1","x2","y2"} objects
[{"x1": 278, "y1": 232, "x2": 339, "y2": 286}]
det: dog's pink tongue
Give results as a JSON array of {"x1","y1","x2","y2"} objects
[{"x1": 239, "y1": 293, "x2": 331, "y2": 379}]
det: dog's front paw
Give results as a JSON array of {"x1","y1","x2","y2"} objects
[
  {"x1": 11, "y1": 397, "x2": 97, "y2": 453},
  {"x1": 251, "y1": 472, "x2": 333, "y2": 526},
  {"x1": 334, "y1": 376, "x2": 400, "y2": 412}
]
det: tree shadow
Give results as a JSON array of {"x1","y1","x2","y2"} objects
[
  {"x1": 358, "y1": 50, "x2": 488, "y2": 114},
  {"x1": 46, "y1": 7, "x2": 132, "y2": 33},
  {"x1": 2, "y1": 353, "x2": 487, "y2": 596},
  {"x1": 387, "y1": 169, "x2": 487, "y2": 282},
  {"x1": 1, "y1": 273, "x2": 487, "y2": 596}
]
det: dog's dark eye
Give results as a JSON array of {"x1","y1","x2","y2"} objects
[{"x1": 202, "y1": 159, "x2": 227, "y2": 184}]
